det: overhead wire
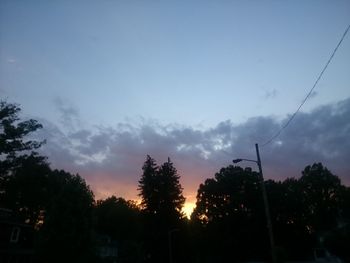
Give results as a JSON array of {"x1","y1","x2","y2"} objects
[{"x1": 260, "y1": 24, "x2": 350, "y2": 147}]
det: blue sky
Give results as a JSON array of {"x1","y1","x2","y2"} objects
[
  {"x1": 2, "y1": 1, "x2": 349, "y2": 127},
  {"x1": 1, "y1": 1, "x2": 350, "y2": 212}
]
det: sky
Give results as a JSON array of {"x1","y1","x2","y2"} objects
[{"x1": 1, "y1": 1, "x2": 350, "y2": 217}]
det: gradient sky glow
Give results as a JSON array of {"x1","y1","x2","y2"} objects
[{"x1": 1, "y1": 1, "x2": 350, "y2": 216}]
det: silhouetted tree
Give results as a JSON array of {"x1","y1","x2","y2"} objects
[
  {"x1": 191, "y1": 165, "x2": 267, "y2": 262},
  {"x1": 0, "y1": 101, "x2": 46, "y2": 211},
  {"x1": 0, "y1": 101, "x2": 95, "y2": 262},
  {"x1": 95, "y1": 196, "x2": 143, "y2": 262},
  {"x1": 323, "y1": 184, "x2": 350, "y2": 262},
  {"x1": 191, "y1": 162, "x2": 350, "y2": 262},
  {"x1": 299, "y1": 163, "x2": 343, "y2": 234},
  {"x1": 0, "y1": 154, "x2": 51, "y2": 225},
  {"x1": 2, "y1": 162, "x2": 95, "y2": 261},
  {"x1": 138, "y1": 155, "x2": 159, "y2": 214},
  {"x1": 260, "y1": 163, "x2": 347, "y2": 260},
  {"x1": 157, "y1": 158, "x2": 185, "y2": 221},
  {"x1": 0, "y1": 101, "x2": 44, "y2": 176},
  {"x1": 266, "y1": 178, "x2": 313, "y2": 260},
  {"x1": 138, "y1": 156, "x2": 185, "y2": 263},
  {"x1": 138, "y1": 156, "x2": 185, "y2": 221},
  {"x1": 37, "y1": 170, "x2": 95, "y2": 263}
]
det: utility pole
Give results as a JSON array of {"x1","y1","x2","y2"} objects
[
  {"x1": 233, "y1": 144, "x2": 277, "y2": 262},
  {"x1": 255, "y1": 143, "x2": 277, "y2": 263},
  {"x1": 168, "y1": 229, "x2": 179, "y2": 263}
]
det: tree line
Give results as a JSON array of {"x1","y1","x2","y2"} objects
[{"x1": 1, "y1": 100, "x2": 349, "y2": 262}]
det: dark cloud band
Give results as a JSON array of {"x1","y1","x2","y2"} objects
[{"x1": 34, "y1": 98, "x2": 350, "y2": 200}]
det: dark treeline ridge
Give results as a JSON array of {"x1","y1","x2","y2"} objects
[{"x1": 1, "y1": 101, "x2": 349, "y2": 263}]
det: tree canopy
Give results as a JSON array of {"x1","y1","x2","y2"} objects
[
  {"x1": 0, "y1": 101, "x2": 44, "y2": 176},
  {"x1": 191, "y1": 165, "x2": 268, "y2": 262},
  {"x1": 138, "y1": 155, "x2": 185, "y2": 262},
  {"x1": 94, "y1": 196, "x2": 142, "y2": 263},
  {"x1": 0, "y1": 101, "x2": 95, "y2": 262},
  {"x1": 138, "y1": 155, "x2": 185, "y2": 221},
  {"x1": 191, "y1": 163, "x2": 350, "y2": 262}
]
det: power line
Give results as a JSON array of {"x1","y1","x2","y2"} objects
[{"x1": 261, "y1": 24, "x2": 350, "y2": 147}]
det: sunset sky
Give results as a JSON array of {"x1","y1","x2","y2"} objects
[{"x1": 1, "y1": 1, "x2": 350, "y2": 217}]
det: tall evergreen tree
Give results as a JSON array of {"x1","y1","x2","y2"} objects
[
  {"x1": 138, "y1": 155, "x2": 159, "y2": 213},
  {"x1": 138, "y1": 156, "x2": 185, "y2": 263},
  {"x1": 138, "y1": 156, "x2": 185, "y2": 219},
  {"x1": 157, "y1": 158, "x2": 185, "y2": 220}
]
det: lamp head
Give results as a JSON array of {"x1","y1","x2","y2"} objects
[{"x1": 232, "y1": 159, "x2": 242, "y2": 163}]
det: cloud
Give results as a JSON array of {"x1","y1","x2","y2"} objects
[
  {"x1": 53, "y1": 97, "x2": 81, "y2": 131},
  {"x1": 263, "y1": 88, "x2": 278, "y2": 99},
  {"x1": 308, "y1": 90, "x2": 318, "y2": 99},
  {"x1": 34, "y1": 98, "x2": 350, "y2": 202},
  {"x1": 7, "y1": 58, "x2": 16, "y2": 64}
]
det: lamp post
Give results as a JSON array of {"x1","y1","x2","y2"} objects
[
  {"x1": 233, "y1": 143, "x2": 277, "y2": 263},
  {"x1": 168, "y1": 228, "x2": 179, "y2": 263}
]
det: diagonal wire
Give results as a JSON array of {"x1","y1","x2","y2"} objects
[{"x1": 261, "y1": 24, "x2": 350, "y2": 147}]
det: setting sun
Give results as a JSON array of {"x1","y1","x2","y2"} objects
[{"x1": 182, "y1": 202, "x2": 196, "y2": 219}]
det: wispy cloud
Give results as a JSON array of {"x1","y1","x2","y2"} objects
[
  {"x1": 263, "y1": 88, "x2": 278, "y2": 99},
  {"x1": 7, "y1": 58, "x2": 16, "y2": 64},
  {"x1": 34, "y1": 98, "x2": 350, "y2": 202},
  {"x1": 53, "y1": 97, "x2": 82, "y2": 131},
  {"x1": 308, "y1": 90, "x2": 318, "y2": 99}
]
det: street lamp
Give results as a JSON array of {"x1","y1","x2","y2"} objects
[
  {"x1": 233, "y1": 143, "x2": 277, "y2": 263},
  {"x1": 168, "y1": 228, "x2": 179, "y2": 263}
]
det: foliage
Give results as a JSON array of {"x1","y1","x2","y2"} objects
[
  {"x1": 299, "y1": 163, "x2": 343, "y2": 233},
  {"x1": 138, "y1": 155, "x2": 185, "y2": 262},
  {"x1": 0, "y1": 101, "x2": 95, "y2": 262},
  {"x1": 95, "y1": 196, "x2": 140, "y2": 240},
  {"x1": 0, "y1": 101, "x2": 44, "y2": 176},
  {"x1": 193, "y1": 166, "x2": 262, "y2": 224},
  {"x1": 138, "y1": 155, "x2": 185, "y2": 221},
  {"x1": 266, "y1": 178, "x2": 314, "y2": 260},
  {"x1": 2, "y1": 164, "x2": 95, "y2": 262},
  {"x1": 0, "y1": 154, "x2": 51, "y2": 225},
  {"x1": 94, "y1": 196, "x2": 143, "y2": 263},
  {"x1": 37, "y1": 170, "x2": 95, "y2": 263},
  {"x1": 157, "y1": 158, "x2": 186, "y2": 219},
  {"x1": 138, "y1": 155, "x2": 159, "y2": 213},
  {"x1": 191, "y1": 163, "x2": 350, "y2": 262},
  {"x1": 191, "y1": 165, "x2": 267, "y2": 262}
]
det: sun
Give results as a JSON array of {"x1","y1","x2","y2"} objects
[{"x1": 182, "y1": 202, "x2": 196, "y2": 219}]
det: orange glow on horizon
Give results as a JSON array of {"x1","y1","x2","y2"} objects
[
  {"x1": 182, "y1": 202, "x2": 196, "y2": 219},
  {"x1": 91, "y1": 180, "x2": 197, "y2": 219}
]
